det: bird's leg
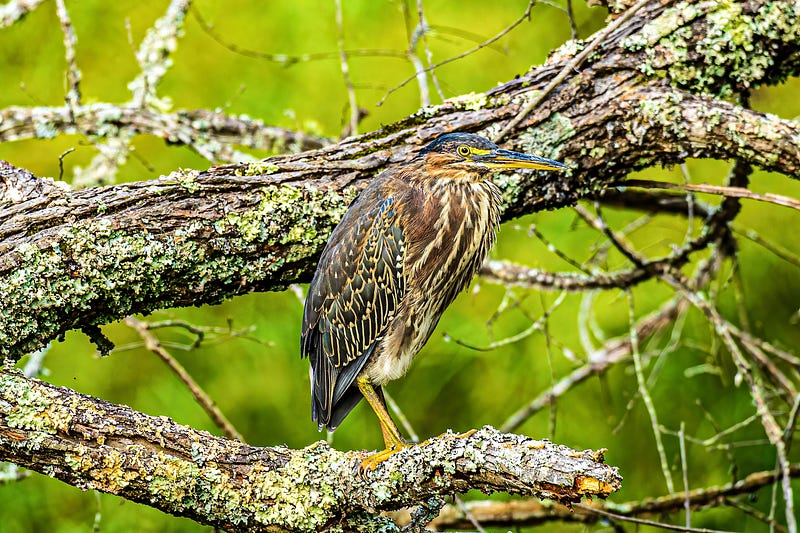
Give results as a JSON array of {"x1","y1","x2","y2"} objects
[{"x1": 357, "y1": 376, "x2": 410, "y2": 470}]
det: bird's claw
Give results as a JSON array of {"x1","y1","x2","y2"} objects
[{"x1": 359, "y1": 442, "x2": 411, "y2": 472}]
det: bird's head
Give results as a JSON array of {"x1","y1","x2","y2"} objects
[{"x1": 417, "y1": 132, "x2": 567, "y2": 181}]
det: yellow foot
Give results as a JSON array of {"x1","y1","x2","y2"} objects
[{"x1": 360, "y1": 443, "x2": 412, "y2": 472}]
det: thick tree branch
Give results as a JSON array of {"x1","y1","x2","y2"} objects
[{"x1": 0, "y1": 368, "x2": 620, "y2": 532}]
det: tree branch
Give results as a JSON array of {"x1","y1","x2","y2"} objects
[
  {"x1": 0, "y1": 368, "x2": 620, "y2": 532},
  {"x1": 390, "y1": 464, "x2": 800, "y2": 530},
  {"x1": 0, "y1": 105, "x2": 328, "y2": 161}
]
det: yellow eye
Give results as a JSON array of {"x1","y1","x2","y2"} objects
[{"x1": 457, "y1": 145, "x2": 471, "y2": 157}]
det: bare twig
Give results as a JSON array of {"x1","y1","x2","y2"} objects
[
  {"x1": 625, "y1": 179, "x2": 800, "y2": 212},
  {"x1": 501, "y1": 296, "x2": 688, "y2": 432},
  {"x1": 0, "y1": 0, "x2": 45, "y2": 28},
  {"x1": 419, "y1": 465, "x2": 800, "y2": 530},
  {"x1": 658, "y1": 270, "x2": 798, "y2": 533},
  {"x1": 378, "y1": 1, "x2": 536, "y2": 106},
  {"x1": 334, "y1": 0, "x2": 360, "y2": 137},
  {"x1": 54, "y1": 0, "x2": 81, "y2": 111},
  {"x1": 123, "y1": 316, "x2": 245, "y2": 442},
  {"x1": 190, "y1": 3, "x2": 405, "y2": 66},
  {"x1": 414, "y1": 0, "x2": 444, "y2": 102},
  {"x1": 574, "y1": 503, "x2": 739, "y2": 533},
  {"x1": 493, "y1": 0, "x2": 649, "y2": 142},
  {"x1": 627, "y1": 290, "x2": 675, "y2": 493}
]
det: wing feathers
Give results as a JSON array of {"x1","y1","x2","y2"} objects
[{"x1": 301, "y1": 187, "x2": 406, "y2": 428}]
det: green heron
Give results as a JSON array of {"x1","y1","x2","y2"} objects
[{"x1": 301, "y1": 132, "x2": 566, "y2": 467}]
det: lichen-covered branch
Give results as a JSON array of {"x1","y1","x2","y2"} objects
[
  {"x1": 0, "y1": 368, "x2": 620, "y2": 533},
  {"x1": 0, "y1": 0, "x2": 45, "y2": 28},
  {"x1": 0, "y1": 104, "x2": 328, "y2": 161}
]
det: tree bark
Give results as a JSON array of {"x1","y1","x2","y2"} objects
[{"x1": 0, "y1": 368, "x2": 620, "y2": 533}]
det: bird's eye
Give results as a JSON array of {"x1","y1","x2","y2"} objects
[{"x1": 457, "y1": 145, "x2": 471, "y2": 157}]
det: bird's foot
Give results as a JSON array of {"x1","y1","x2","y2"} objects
[{"x1": 360, "y1": 441, "x2": 412, "y2": 472}]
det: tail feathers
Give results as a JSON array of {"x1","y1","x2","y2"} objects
[{"x1": 312, "y1": 385, "x2": 364, "y2": 431}]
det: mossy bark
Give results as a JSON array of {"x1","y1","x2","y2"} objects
[{"x1": 0, "y1": 368, "x2": 620, "y2": 533}]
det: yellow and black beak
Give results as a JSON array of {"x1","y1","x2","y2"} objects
[{"x1": 478, "y1": 148, "x2": 567, "y2": 171}]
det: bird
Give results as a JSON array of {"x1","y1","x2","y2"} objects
[{"x1": 301, "y1": 132, "x2": 567, "y2": 468}]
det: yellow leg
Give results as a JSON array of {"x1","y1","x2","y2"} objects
[{"x1": 357, "y1": 375, "x2": 410, "y2": 470}]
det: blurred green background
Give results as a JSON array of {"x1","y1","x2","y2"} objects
[{"x1": 1, "y1": 1, "x2": 799, "y2": 531}]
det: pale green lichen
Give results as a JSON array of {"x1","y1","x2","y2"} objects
[
  {"x1": 491, "y1": 172, "x2": 524, "y2": 210},
  {"x1": 215, "y1": 184, "x2": 353, "y2": 256},
  {"x1": 2, "y1": 372, "x2": 72, "y2": 435},
  {"x1": 548, "y1": 38, "x2": 585, "y2": 63},
  {"x1": 168, "y1": 169, "x2": 200, "y2": 193},
  {"x1": 517, "y1": 112, "x2": 575, "y2": 160},
  {"x1": 622, "y1": 1, "x2": 800, "y2": 96},
  {"x1": 419, "y1": 103, "x2": 443, "y2": 118},
  {"x1": 447, "y1": 91, "x2": 488, "y2": 111},
  {"x1": 248, "y1": 445, "x2": 343, "y2": 530},
  {"x1": 236, "y1": 160, "x2": 280, "y2": 177},
  {"x1": 589, "y1": 146, "x2": 606, "y2": 159},
  {"x1": 0, "y1": 172, "x2": 368, "y2": 359}
]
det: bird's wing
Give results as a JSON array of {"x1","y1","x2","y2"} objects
[{"x1": 301, "y1": 187, "x2": 406, "y2": 427}]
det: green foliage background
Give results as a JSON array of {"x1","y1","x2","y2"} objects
[{"x1": 1, "y1": 1, "x2": 799, "y2": 531}]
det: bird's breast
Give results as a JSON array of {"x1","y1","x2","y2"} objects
[{"x1": 365, "y1": 179, "x2": 502, "y2": 385}]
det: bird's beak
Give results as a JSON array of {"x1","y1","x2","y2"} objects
[{"x1": 480, "y1": 148, "x2": 567, "y2": 171}]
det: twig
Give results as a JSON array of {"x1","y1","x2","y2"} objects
[
  {"x1": 624, "y1": 179, "x2": 800, "y2": 212},
  {"x1": 189, "y1": 3, "x2": 405, "y2": 66},
  {"x1": 565, "y1": 0, "x2": 578, "y2": 39},
  {"x1": 123, "y1": 316, "x2": 245, "y2": 442},
  {"x1": 414, "y1": 0, "x2": 444, "y2": 102},
  {"x1": 733, "y1": 226, "x2": 800, "y2": 269},
  {"x1": 574, "y1": 503, "x2": 739, "y2": 533},
  {"x1": 492, "y1": 0, "x2": 649, "y2": 142},
  {"x1": 343, "y1": 464, "x2": 800, "y2": 530},
  {"x1": 627, "y1": 290, "x2": 675, "y2": 493},
  {"x1": 445, "y1": 292, "x2": 567, "y2": 351},
  {"x1": 0, "y1": 0, "x2": 45, "y2": 28},
  {"x1": 378, "y1": 1, "x2": 536, "y2": 106},
  {"x1": 724, "y1": 498, "x2": 789, "y2": 533},
  {"x1": 54, "y1": 0, "x2": 81, "y2": 112},
  {"x1": 597, "y1": 188, "x2": 712, "y2": 219},
  {"x1": 658, "y1": 270, "x2": 797, "y2": 533},
  {"x1": 0, "y1": 104, "x2": 328, "y2": 161},
  {"x1": 501, "y1": 296, "x2": 687, "y2": 432},
  {"x1": 129, "y1": 0, "x2": 191, "y2": 109},
  {"x1": 334, "y1": 0, "x2": 360, "y2": 137},
  {"x1": 679, "y1": 422, "x2": 691, "y2": 527},
  {"x1": 383, "y1": 389, "x2": 420, "y2": 443},
  {"x1": 529, "y1": 223, "x2": 592, "y2": 273}
]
